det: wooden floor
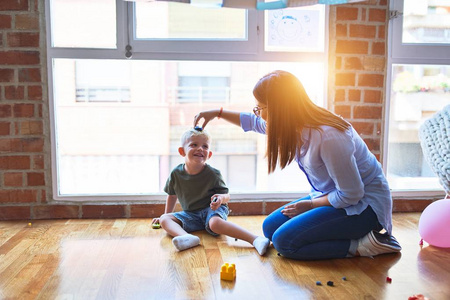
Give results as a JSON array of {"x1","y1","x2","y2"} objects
[{"x1": 1, "y1": 213, "x2": 449, "y2": 300}]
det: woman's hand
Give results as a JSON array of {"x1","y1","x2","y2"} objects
[
  {"x1": 193, "y1": 109, "x2": 221, "y2": 129},
  {"x1": 281, "y1": 200, "x2": 312, "y2": 218}
]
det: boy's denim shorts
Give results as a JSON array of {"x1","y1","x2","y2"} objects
[{"x1": 173, "y1": 205, "x2": 229, "y2": 236}]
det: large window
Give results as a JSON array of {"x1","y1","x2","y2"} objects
[
  {"x1": 46, "y1": 0, "x2": 327, "y2": 200},
  {"x1": 386, "y1": 0, "x2": 450, "y2": 193}
]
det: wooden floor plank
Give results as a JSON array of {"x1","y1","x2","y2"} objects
[{"x1": 1, "y1": 213, "x2": 449, "y2": 299}]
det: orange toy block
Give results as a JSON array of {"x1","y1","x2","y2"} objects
[{"x1": 220, "y1": 263, "x2": 236, "y2": 281}]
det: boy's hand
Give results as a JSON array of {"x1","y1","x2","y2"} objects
[{"x1": 210, "y1": 195, "x2": 221, "y2": 210}]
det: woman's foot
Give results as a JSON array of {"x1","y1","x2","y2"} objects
[{"x1": 357, "y1": 231, "x2": 401, "y2": 257}]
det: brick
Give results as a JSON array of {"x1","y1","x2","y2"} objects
[
  {"x1": 228, "y1": 201, "x2": 263, "y2": 215},
  {"x1": 28, "y1": 86, "x2": 42, "y2": 100},
  {"x1": 349, "y1": 25, "x2": 376, "y2": 39},
  {"x1": 352, "y1": 121, "x2": 375, "y2": 135},
  {"x1": 0, "y1": 105, "x2": 12, "y2": 117},
  {"x1": 0, "y1": 14, "x2": 12, "y2": 29},
  {"x1": 335, "y1": 56, "x2": 342, "y2": 69},
  {"x1": 0, "y1": 122, "x2": 10, "y2": 135},
  {"x1": 27, "y1": 172, "x2": 45, "y2": 186},
  {"x1": 358, "y1": 74, "x2": 384, "y2": 87},
  {"x1": 7, "y1": 33, "x2": 40, "y2": 48},
  {"x1": 20, "y1": 121, "x2": 43, "y2": 135},
  {"x1": 0, "y1": 0, "x2": 28, "y2": 11},
  {"x1": 0, "y1": 189, "x2": 38, "y2": 204},
  {"x1": 21, "y1": 138, "x2": 44, "y2": 152},
  {"x1": 362, "y1": 56, "x2": 386, "y2": 72},
  {"x1": 0, "y1": 122, "x2": 11, "y2": 135},
  {"x1": 345, "y1": 57, "x2": 363, "y2": 70},
  {"x1": 0, "y1": 206, "x2": 30, "y2": 220},
  {"x1": 336, "y1": 40, "x2": 369, "y2": 54},
  {"x1": 82, "y1": 205, "x2": 127, "y2": 218},
  {"x1": 354, "y1": 105, "x2": 382, "y2": 119},
  {"x1": 5, "y1": 86, "x2": 25, "y2": 100},
  {"x1": 336, "y1": 7, "x2": 358, "y2": 21},
  {"x1": 4, "y1": 172, "x2": 23, "y2": 187},
  {"x1": 19, "y1": 68, "x2": 41, "y2": 82},
  {"x1": 369, "y1": 8, "x2": 387, "y2": 22},
  {"x1": 130, "y1": 204, "x2": 165, "y2": 218},
  {"x1": 0, "y1": 155, "x2": 30, "y2": 169},
  {"x1": 0, "y1": 69, "x2": 14, "y2": 82},
  {"x1": 335, "y1": 73, "x2": 356, "y2": 86},
  {"x1": 0, "y1": 51, "x2": 40, "y2": 65},
  {"x1": 32, "y1": 155, "x2": 44, "y2": 169},
  {"x1": 13, "y1": 104, "x2": 34, "y2": 117},
  {"x1": 15, "y1": 14, "x2": 39, "y2": 30},
  {"x1": 348, "y1": 89, "x2": 361, "y2": 102},
  {"x1": 334, "y1": 105, "x2": 351, "y2": 119},
  {"x1": 372, "y1": 42, "x2": 385, "y2": 55},
  {"x1": 335, "y1": 89, "x2": 345, "y2": 102},
  {"x1": 364, "y1": 90, "x2": 382, "y2": 103},
  {"x1": 336, "y1": 24, "x2": 347, "y2": 37},
  {"x1": 378, "y1": 25, "x2": 386, "y2": 39},
  {"x1": 33, "y1": 205, "x2": 79, "y2": 219},
  {"x1": 37, "y1": 104, "x2": 42, "y2": 118}
]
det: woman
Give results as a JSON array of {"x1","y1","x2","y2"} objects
[{"x1": 193, "y1": 70, "x2": 401, "y2": 260}]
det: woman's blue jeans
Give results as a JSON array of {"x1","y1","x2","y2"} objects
[{"x1": 263, "y1": 196, "x2": 382, "y2": 260}]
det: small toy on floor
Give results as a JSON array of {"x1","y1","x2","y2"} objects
[
  {"x1": 220, "y1": 263, "x2": 236, "y2": 281},
  {"x1": 152, "y1": 222, "x2": 161, "y2": 229}
]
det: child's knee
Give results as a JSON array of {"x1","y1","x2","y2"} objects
[
  {"x1": 160, "y1": 214, "x2": 178, "y2": 227},
  {"x1": 208, "y1": 216, "x2": 223, "y2": 232}
]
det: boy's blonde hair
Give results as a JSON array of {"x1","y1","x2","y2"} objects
[{"x1": 180, "y1": 128, "x2": 212, "y2": 147}]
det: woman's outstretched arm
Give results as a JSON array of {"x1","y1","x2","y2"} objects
[{"x1": 193, "y1": 109, "x2": 241, "y2": 129}]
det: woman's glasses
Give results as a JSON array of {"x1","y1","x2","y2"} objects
[{"x1": 253, "y1": 106, "x2": 267, "y2": 117}]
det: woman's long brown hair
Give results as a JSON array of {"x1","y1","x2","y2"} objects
[{"x1": 253, "y1": 70, "x2": 350, "y2": 174}]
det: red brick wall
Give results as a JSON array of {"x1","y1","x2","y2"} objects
[
  {"x1": 0, "y1": 0, "x2": 433, "y2": 221},
  {"x1": 329, "y1": 0, "x2": 388, "y2": 162}
]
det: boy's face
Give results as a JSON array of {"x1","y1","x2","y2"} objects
[{"x1": 178, "y1": 135, "x2": 212, "y2": 165}]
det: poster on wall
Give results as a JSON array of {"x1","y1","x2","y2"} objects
[{"x1": 265, "y1": 5, "x2": 325, "y2": 52}]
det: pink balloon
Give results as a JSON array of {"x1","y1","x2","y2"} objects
[{"x1": 419, "y1": 199, "x2": 450, "y2": 248}]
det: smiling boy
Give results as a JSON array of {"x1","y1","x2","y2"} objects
[{"x1": 152, "y1": 128, "x2": 270, "y2": 255}]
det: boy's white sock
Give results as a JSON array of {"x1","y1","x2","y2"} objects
[
  {"x1": 172, "y1": 234, "x2": 200, "y2": 251},
  {"x1": 253, "y1": 236, "x2": 270, "y2": 256}
]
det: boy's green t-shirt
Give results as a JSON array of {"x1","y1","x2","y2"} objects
[{"x1": 164, "y1": 164, "x2": 229, "y2": 212}]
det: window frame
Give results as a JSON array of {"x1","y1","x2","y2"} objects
[
  {"x1": 384, "y1": 0, "x2": 449, "y2": 199},
  {"x1": 45, "y1": 0, "x2": 329, "y2": 201}
]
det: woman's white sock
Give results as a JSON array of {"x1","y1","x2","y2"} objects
[
  {"x1": 172, "y1": 234, "x2": 200, "y2": 251},
  {"x1": 253, "y1": 236, "x2": 270, "y2": 256}
]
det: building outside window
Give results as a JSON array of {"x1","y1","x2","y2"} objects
[
  {"x1": 47, "y1": 0, "x2": 327, "y2": 199},
  {"x1": 386, "y1": 0, "x2": 450, "y2": 193}
]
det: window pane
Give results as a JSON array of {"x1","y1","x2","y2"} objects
[
  {"x1": 135, "y1": 2, "x2": 247, "y2": 40},
  {"x1": 402, "y1": 0, "x2": 450, "y2": 44},
  {"x1": 387, "y1": 64, "x2": 449, "y2": 190},
  {"x1": 52, "y1": 59, "x2": 324, "y2": 196},
  {"x1": 50, "y1": 0, "x2": 116, "y2": 48}
]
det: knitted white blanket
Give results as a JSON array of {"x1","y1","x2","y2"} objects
[{"x1": 419, "y1": 105, "x2": 450, "y2": 194}]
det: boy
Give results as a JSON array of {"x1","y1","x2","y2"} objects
[{"x1": 152, "y1": 128, "x2": 270, "y2": 255}]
